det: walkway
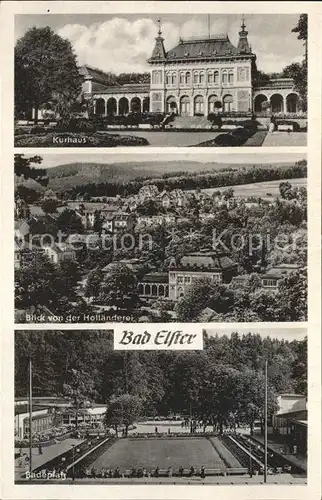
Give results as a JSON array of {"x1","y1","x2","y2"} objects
[
  {"x1": 16, "y1": 473, "x2": 307, "y2": 485},
  {"x1": 15, "y1": 437, "x2": 83, "y2": 473},
  {"x1": 252, "y1": 433, "x2": 307, "y2": 472},
  {"x1": 262, "y1": 132, "x2": 307, "y2": 146}
]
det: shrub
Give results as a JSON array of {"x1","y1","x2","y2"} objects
[
  {"x1": 14, "y1": 127, "x2": 27, "y2": 136},
  {"x1": 261, "y1": 100, "x2": 270, "y2": 111},
  {"x1": 231, "y1": 127, "x2": 251, "y2": 140},
  {"x1": 214, "y1": 133, "x2": 243, "y2": 147},
  {"x1": 14, "y1": 132, "x2": 149, "y2": 147},
  {"x1": 29, "y1": 125, "x2": 47, "y2": 135},
  {"x1": 56, "y1": 117, "x2": 97, "y2": 133},
  {"x1": 207, "y1": 113, "x2": 223, "y2": 128}
]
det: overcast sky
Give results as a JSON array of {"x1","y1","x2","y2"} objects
[
  {"x1": 207, "y1": 327, "x2": 307, "y2": 341},
  {"x1": 15, "y1": 14, "x2": 304, "y2": 74},
  {"x1": 27, "y1": 153, "x2": 306, "y2": 169}
]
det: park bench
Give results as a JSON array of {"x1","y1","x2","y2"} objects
[{"x1": 226, "y1": 467, "x2": 249, "y2": 475}]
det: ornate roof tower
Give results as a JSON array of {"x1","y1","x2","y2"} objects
[
  {"x1": 237, "y1": 16, "x2": 251, "y2": 53},
  {"x1": 149, "y1": 18, "x2": 166, "y2": 61}
]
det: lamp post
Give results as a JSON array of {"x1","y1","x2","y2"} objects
[
  {"x1": 264, "y1": 360, "x2": 268, "y2": 483},
  {"x1": 28, "y1": 358, "x2": 32, "y2": 480},
  {"x1": 72, "y1": 445, "x2": 75, "y2": 481},
  {"x1": 249, "y1": 439, "x2": 252, "y2": 478}
]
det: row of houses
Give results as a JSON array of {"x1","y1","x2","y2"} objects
[
  {"x1": 14, "y1": 398, "x2": 107, "y2": 439},
  {"x1": 101, "y1": 250, "x2": 300, "y2": 301}
]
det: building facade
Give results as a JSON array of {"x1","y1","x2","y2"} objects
[
  {"x1": 168, "y1": 251, "x2": 238, "y2": 301},
  {"x1": 86, "y1": 19, "x2": 300, "y2": 118}
]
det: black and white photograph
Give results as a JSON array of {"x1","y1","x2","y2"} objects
[
  {"x1": 15, "y1": 152, "x2": 307, "y2": 324},
  {"x1": 14, "y1": 327, "x2": 307, "y2": 484},
  {"x1": 14, "y1": 13, "x2": 307, "y2": 147}
]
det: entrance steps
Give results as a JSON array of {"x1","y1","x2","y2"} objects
[{"x1": 166, "y1": 115, "x2": 212, "y2": 129}]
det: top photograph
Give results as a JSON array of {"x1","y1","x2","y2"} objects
[{"x1": 14, "y1": 13, "x2": 307, "y2": 148}]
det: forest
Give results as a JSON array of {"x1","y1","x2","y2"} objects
[
  {"x1": 64, "y1": 161, "x2": 307, "y2": 199},
  {"x1": 15, "y1": 330, "x2": 307, "y2": 434}
]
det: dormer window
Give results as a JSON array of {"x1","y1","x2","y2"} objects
[
  {"x1": 184, "y1": 51, "x2": 189, "y2": 57},
  {"x1": 212, "y1": 49, "x2": 217, "y2": 55},
  {"x1": 198, "y1": 50, "x2": 203, "y2": 56}
]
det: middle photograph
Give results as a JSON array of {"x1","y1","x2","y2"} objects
[{"x1": 14, "y1": 152, "x2": 307, "y2": 324}]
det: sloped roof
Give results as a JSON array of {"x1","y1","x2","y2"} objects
[
  {"x1": 168, "y1": 35, "x2": 237, "y2": 60},
  {"x1": 263, "y1": 264, "x2": 300, "y2": 280},
  {"x1": 179, "y1": 251, "x2": 236, "y2": 270},
  {"x1": 141, "y1": 272, "x2": 168, "y2": 283},
  {"x1": 79, "y1": 65, "x2": 120, "y2": 87},
  {"x1": 92, "y1": 83, "x2": 150, "y2": 95}
]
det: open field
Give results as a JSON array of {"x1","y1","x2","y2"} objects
[
  {"x1": 90, "y1": 437, "x2": 228, "y2": 470},
  {"x1": 200, "y1": 177, "x2": 307, "y2": 198}
]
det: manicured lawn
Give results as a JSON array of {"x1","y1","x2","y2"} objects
[{"x1": 90, "y1": 437, "x2": 227, "y2": 469}]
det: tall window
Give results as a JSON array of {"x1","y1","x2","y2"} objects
[
  {"x1": 214, "y1": 71, "x2": 219, "y2": 84},
  {"x1": 228, "y1": 71, "x2": 234, "y2": 84},
  {"x1": 180, "y1": 72, "x2": 185, "y2": 85},
  {"x1": 238, "y1": 68, "x2": 247, "y2": 82},
  {"x1": 222, "y1": 71, "x2": 228, "y2": 84},
  {"x1": 193, "y1": 72, "x2": 199, "y2": 84},
  {"x1": 152, "y1": 70, "x2": 162, "y2": 84},
  {"x1": 185, "y1": 72, "x2": 191, "y2": 85},
  {"x1": 199, "y1": 72, "x2": 205, "y2": 84},
  {"x1": 166, "y1": 72, "x2": 171, "y2": 85},
  {"x1": 208, "y1": 72, "x2": 214, "y2": 84},
  {"x1": 172, "y1": 72, "x2": 177, "y2": 85}
]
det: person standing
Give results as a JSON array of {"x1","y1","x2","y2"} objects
[
  {"x1": 200, "y1": 465, "x2": 206, "y2": 479},
  {"x1": 179, "y1": 465, "x2": 184, "y2": 477},
  {"x1": 189, "y1": 465, "x2": 195, "y2": 477},
  {"x1": 38, "y1": 444, "x2": 43, "y2": 455},
  {"x1": 269, "y1": 115, "x2": 276, "y2": 133}
]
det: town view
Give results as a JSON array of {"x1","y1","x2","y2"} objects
[{"x1": 14, "y1": 153, "x2": 307, "y2": 323}]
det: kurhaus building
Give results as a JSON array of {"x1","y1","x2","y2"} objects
[{"x1": 83, "y1": 19, "x2": 300, "y2": 117}]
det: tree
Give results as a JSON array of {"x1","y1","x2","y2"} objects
[
  {"x1": 100, "y1": 263, "x2": 139, "y2": 310},
  {"x1": 292, "y1": 14, "x2": 307, "y2": 63},
  {"x1": 277, "y1": 268, "x2": 307, "y2": 321},
  {"x1": 239, "y1": 369, "x2": 278, "y2": 435},
  {"x1": 15, "y1": 27, "x2": 82, "y2": 121},
  {"x1": 41, "y1": 198, "x2": 58, "y2": 214},
  {"x1": 15, "y1": 254, "x2": 64, "y2": 309},
  {"x1": 14, "y1": 154, "x2": 48, "y2": 186},
  {"x1": 56, "y1": 209, "x2": 84, "y2": 234},
  {"x1": 104, "y1": 394, "x2": 142, "y2": 437},
  {"x1": 63, "y1": 368, "x2": 96, "y2": 429},
  {"x1": 93, "y1": 211, "x2": 103, "y2": 234},
  {"x1": 84, "y1": 267, "x2": 104, "y2": 300}
]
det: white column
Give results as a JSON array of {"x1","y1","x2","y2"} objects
[
  {"x1": 104, "y1": 99, "x2": 108, "y2": 117},
  {"x1": 204, "y1": 95, "x2": 208, "y2": 117},
  {"x1": 116, "y1": 98, "x2": 119, "y2": 115}
]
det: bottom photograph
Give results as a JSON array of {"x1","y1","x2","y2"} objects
[{"x1": 14, "y1": 327, "x2": 307, "y2": 484}]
